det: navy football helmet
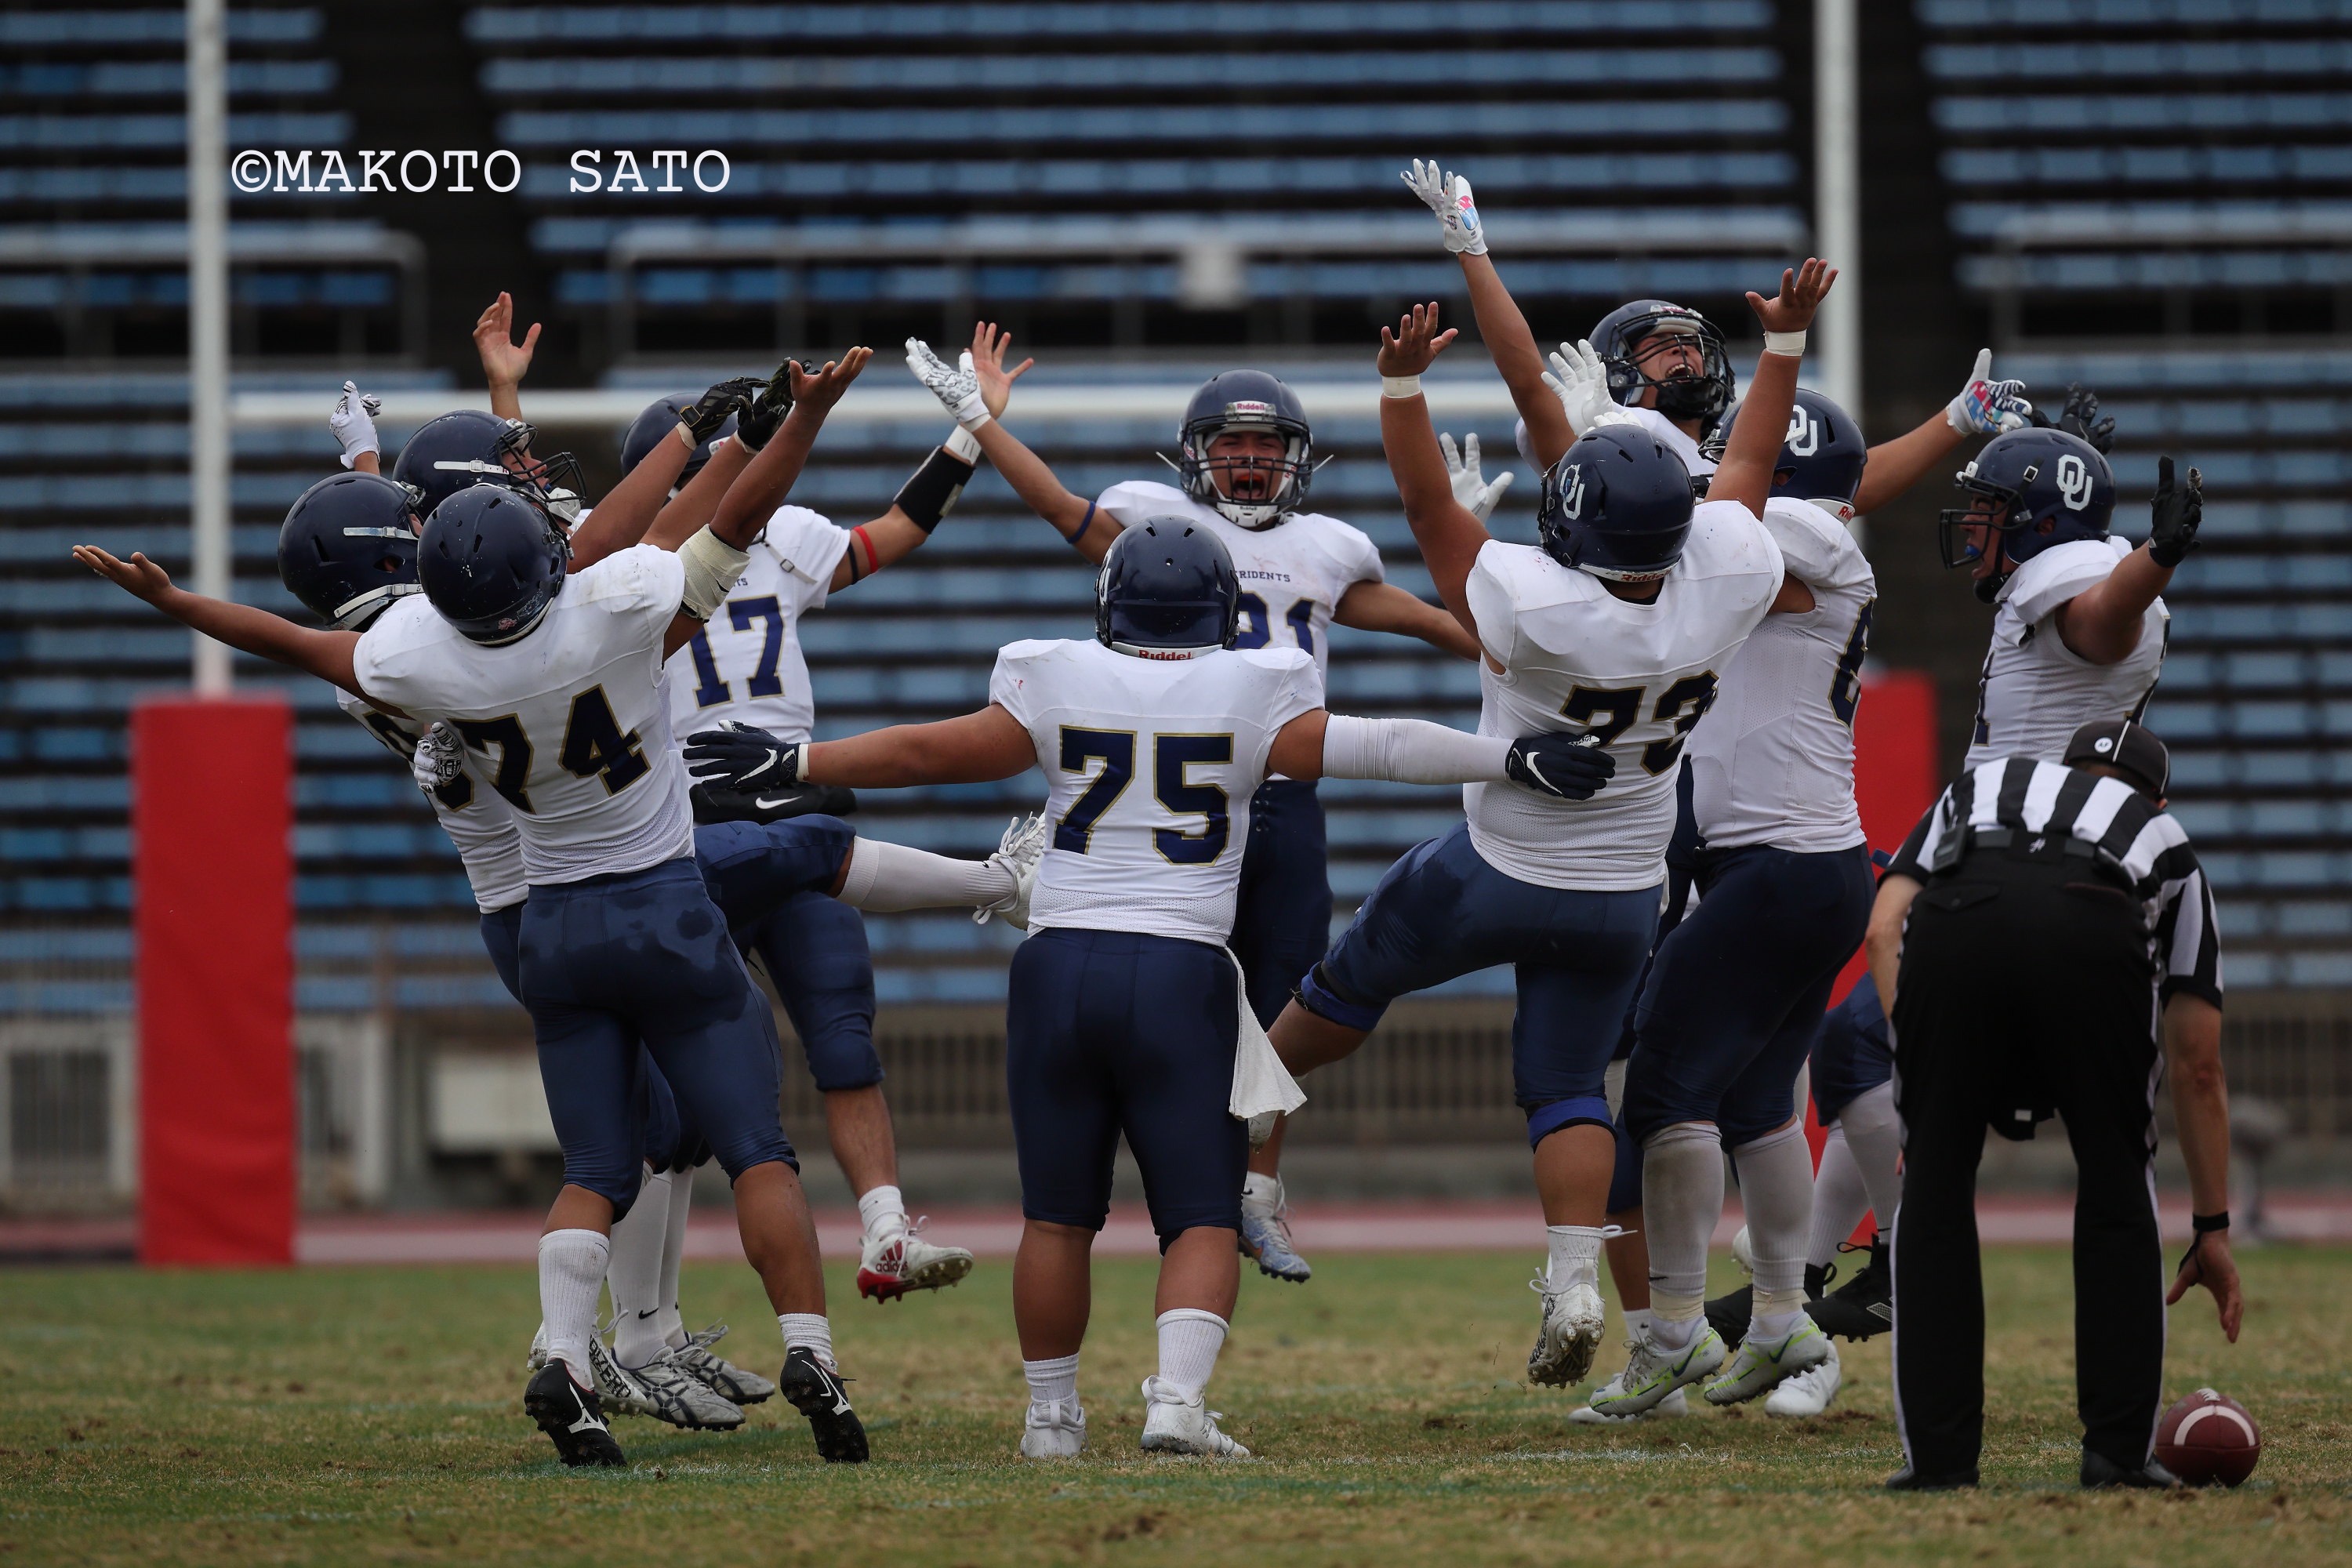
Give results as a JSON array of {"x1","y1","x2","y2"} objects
[
  {"x1": 1938, "y1": 427, "x2": 2115, "y2": 601},
  {"x1": 1592, "y1": 299, "x2": 1735, "y2": 426},
  {"x1": 1537, "y1": 426, "x2": 1698, "y2": 582},
  {"x1": 1094, "y1": 518, "x2": 1241, "y2": 655},
  {"x1": 1706, "y1": 387, "x2": 1869, "y2": 520},
  {"x1": 1175, "y1": 369, "x2": 1313, "y2": 528},
  {"x1": 621, "y1": 392, "x2": 735, "y2": 492},
  {"x1": 392, "y1": 408, "x2": 586, "y2": 523},
  {"x1": 277, "y1": 470, "x2": 426, "y2": 630},
  {"x1": 419, "y1": 482, "x2": 572, "y2": 644}
]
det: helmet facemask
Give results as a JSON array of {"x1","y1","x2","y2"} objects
[
  {"x1": 1178, "y1": 408, "x2": 1313, "y2": 529},
  {"x1": 428, "y1": 419, "x2": 587, "y2": 524},
  {"x1": 1602, "y1": 310, "x2": 1734, "y2": 425}
]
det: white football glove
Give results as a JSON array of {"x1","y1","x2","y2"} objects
[
  {"x1": 1400, "y1": 158, "x2": 1486, "y2": 256},
  {"x1": 1440, "y1": 431, "x2": 1514, "y2": 523},
  {"x1": 905, "y1": 338, "x2": 991, "y2": 431},
  {"x1": 328, "y1": 379, "x2": 383, "y2": 468},
  {"x1": 1945, "y1": 347, "x2": 2033, "y2": 436},
  {"x1": 976, "y1": 810, "x2": 1047, "y2": 930},
  {"x1": 411, "y1": 720, "x2": 464, "y2": 794},
  {"x1": 1543, "y1": 339, "x2": 1641, "y2": 437}
]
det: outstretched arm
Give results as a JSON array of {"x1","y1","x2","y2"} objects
[
  {"x1": 1375, "y1": 303, "x2": 1486, "y2": 638},
  {"x1": 644, "y1": 434, "x2": 753, "y2": 551},
  {"x1": 1852, "y1": 349, "x2": 2034, "y2": 515},
  {"x1": 73, "y1": 546, "x2": 366, "y2": 698},
  {"x1": 1705, "y1": 258, "x2": 1837, "y2": 521},
  {"x1": 2054, "y1": 457, "x2": 2201, "y2": 665},
  {"x1": 806, "y1": 706, "x2": 1036, "y2": 788},
  {"x1": 1333, "y1": 579, "x2": 1482, "y2": 661},
  {"x1": 473, "y1": 292, "x2": 539, "y2": 423},
  {"x1": 910, "y1": 325, "x2": 1103, "y2": 557}
]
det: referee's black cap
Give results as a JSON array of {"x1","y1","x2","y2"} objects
[{"x1": 2064, "y1": 718, "x2": 2169, "y2": 799}]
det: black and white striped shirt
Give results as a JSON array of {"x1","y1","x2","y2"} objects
[{"x1": 1888, "y1": 756, "x2": 2223, "y2": 1008}]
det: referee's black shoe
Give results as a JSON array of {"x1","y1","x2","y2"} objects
[
  {"x1": 1885, "y1": 1464, "x2": 1979, "y2": 1491},
  {"x1": 1811, "y1": 1238, "x2": 1893, "y2": 1341},
  {"x1": 2082, "y1": 1452, "x2": 2181, "y2": 1490},
  {"x1": 523, "y1": 1359, "x2": 626, "y2": 1468}
]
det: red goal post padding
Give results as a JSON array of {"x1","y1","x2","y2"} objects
[{"x1": 134, "y1": 695, "x2": 295, "y2": 1266}]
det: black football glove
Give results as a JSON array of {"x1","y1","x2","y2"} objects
[
  {"x1": 684, "y1": 721, "x2": 804, "y2": 791},
  {"x1": 1504, "y1": 731, "x2": 1616, "y2": 801},
  {"x1": 681, "y1": 376, "x2": 760, "y2": 445},
  {"x1": 2147, "y1": 455, "x2": 2203, "y2": 568},
  {"x1": 2031, "y1": 383, "x2": 2116, "y2": 454},
  {"x1": 732, "y1": 361, "x2": 801, "y2": 452}
]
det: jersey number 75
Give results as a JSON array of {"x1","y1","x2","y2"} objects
[{"x1": 1054, "y1": 726, "x2": 1233, "y2": 864}]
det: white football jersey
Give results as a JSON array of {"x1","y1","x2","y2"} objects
[
  {"x1": 1513, "y1": 408, "x2": 1715, "y2": 482},
  {"x1": 336, "y1": 690, "x2": 528, "y2": 913},
  {"x1": 1462, "y1": 500, "x2": 1784, "y2": 891},
  {"x1": 989, "y1": 637, "x2": 1322, "y2": 946},
  {"x1": 1094, "y1": 480, "x2": 1384, "y2": 690},
  {"x1": 352, "y1": 545, "x2": 695, "y2": 887},
  {"x1": 664, "y1": 505, "x2": 851, "y2": 745},
  {"x1": 1965, "y1": 535, "x2": 2168, "y2": 771},
  {"x1": 1685, "y1": 497, "x2": 1873, "y2": 853}
]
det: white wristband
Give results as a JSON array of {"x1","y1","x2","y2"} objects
[
  {"x1": 677, "y1": 525, "x2": 752, "y2": 619},
  {"x1": 1381, "y1": 374, "x2": 1424, "y2": 400},
  {"x1": 1764, "y1": 329, "x2": 1807, "y2": 357},
  {"x1": 944, "y1": 426, "x2": 983, "y2": 464},
  {"x1": 674, "y1": 421, "x2": 698, "y2": 450}
]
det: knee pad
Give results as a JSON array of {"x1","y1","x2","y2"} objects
[
  {"x1": 1296, "y1": 961, "x2": 1384, "y2": 1033},
  {"x1": 1526, "y1": 1094, "x2": 1615, "y2": 1149},
  {"x1": 1606, "y1": 1115, "x2": 1643, "y2": 1214}
]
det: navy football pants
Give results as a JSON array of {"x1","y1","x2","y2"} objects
[{"x1": 1231, "y1": 779, "x2": 1332, "y2": 1029}]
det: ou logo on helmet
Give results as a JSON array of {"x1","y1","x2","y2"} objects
[
  {"x1": 2056, "y1": 452, "x2": 2095, "y2": 510},
  {"x1": 1561, "y1": 465, "x2": 1590, "y2": 520},
  {"x1": 1785, "y1": 407, "x2": 1820, "y2": 456}
]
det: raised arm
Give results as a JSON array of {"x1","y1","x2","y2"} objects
[
  {"x1": 569, "y1": 379, "x2": 757, "y2": 568},
  {"x1": 1852, "y1": 349, "x2": 2033, "y2": 515},
  {"x1": 73, "y1": 546, "x2": 365, "y2": 697},
  {"x1": 709, "y1": 350, "x2": 871, "y2": 552},
  {"x1": 473, "y1": 292, "x2": 539, "y2": 423},
  {"x1": 2053, "y1": 458, "x2": 2201, "y2": 666},
  {"x1": 327, "y1": 381, "x2": 383, "y2": 473},
  {"x1": 1375, "y1": 303, "x2": 1486, "y2": 635},
  {"x1": 1332, "y1": 579, "x2": 1482, "y2": 662},
  {"x1": 685, "y1": 708, "x2": 1036, "y2": 791},
  {"x1": 909, "y1": 325, "x2": 1103, "y2": 556},
  {"x1": 1705, "y1": 258, "x2": 1836, "y2": 520}
]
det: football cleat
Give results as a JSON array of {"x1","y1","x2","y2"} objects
[
  {"x1": 1811, "y1": 1237, "x2": 1892, "y2": 1341},
  {"x1": 1239, "y1": 1197, "x2": 1312, "y2": 1283},
  {"x1": 1584, "y1": 1323, "x2": 1726, "y2": 1417},
  {"x1": 1764, "y1": 1339, "x2": 1842, "y2": 1418},
  {"x1": 677, "y1": 1323, "x2": 776, "y2": 1405},
  {"x1": 1886, "y1": 1463, "x2": 1979, "y2": 1491},
  {"x1": 857, "y1": 1219, "x2": 976, "y2": 1303},
  {"x1": 2081, "y1": 1451, "x2": 2181, "y2": 1490},
  {"x1": 1567, "y1": 1382, "x2": 1690, "y2": 1425},
  {"x1": 975, "y1": 811, "x2": 1047, "y2": 928},
  {"x1": 1019, "y1": 1398, "x2": 1088, "y2": 1459},
  {"x1": 1705, "y1": 1260, "x2": 1840, "y2": 1347},
  {"x1": 607, "y1": 1345, "x2": 746, "y2": 1431},
  {"x1": 1138, "y1": 1377, "x2": 1249, "y2": 1458},
  {"x1": 526, "y1": 1322, "x2": 550, "y2": 1370},
  {"x1": 1704, "y1": 1314, "x2": 1832, "y2": 1405},
  {"x1": 523, "y1": 1359, "x2": 626, "y2": 1468},
  {"x1": 779, "y1": 1347, "x2": 869, "y2": 1463},
  {"x1": 1525, "y1": 1267, "x2": 1607, "y2": 1388}
]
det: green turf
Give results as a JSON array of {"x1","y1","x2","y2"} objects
[{"x1": 2, "y1": 1245, "x2": 2347, "y2": 1566}]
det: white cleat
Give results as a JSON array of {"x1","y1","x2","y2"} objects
[
  {"x1": 1525, "y1": 1267, "x2": 1607, "y2": 1388},
  {"x1": 857, "y1": 1219, "x2": 976, "y2": 1303},
  {"x1": 1239, "y1": 1194, "x2": 1312, "y2": 1283},
  {"x1": 1019, "y1": 1397, "x2": 1088, "y2": 1459},
  {"x1": 1704, "y1": 1313, "x2": 1834, "y2": 1406},
  {"x1": 677, "y1": 1322, "x2": 777, "y2": 1405},
  {"x1": 1568, "y1": 1381, "x2": 1690, "y2": 1425},
  {"x1": 526, "y1": 1323, "x2": 550, "y2": 1370},
  {"x1": 608, "y1": 1345, "x2": 746, "y2": 1430},
  {"x1": 1765, "y1": 1339, "x2": 1842, "y2": 1418},
  {"x1": 1584, "y1": 1322, "x2": 1727, "y2": 1417},
  {"x1": 1138, "y1": 1377, "x2": 1249, "y2": 1458},
  {"x1": 976, "y1": 811, "x2": 1048, "y2": 929}
]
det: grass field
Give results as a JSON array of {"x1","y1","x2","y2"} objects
[{"x1": 3, "y1": 1246, "x2": 2347, "y2": 1566}]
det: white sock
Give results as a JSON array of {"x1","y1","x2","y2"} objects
[
  {"x1": 1544, "y1": 1224, "x2": 1605, "y2": 1287},
  {"x1": 779, "y1": 1312, "x2": 835, "y2": 1372},
  {"x1": 1838, "y1": 1080, "x2": 1904, "y2": 1234},
  {"x1": 1641, "y1": 1121, "x2": 1724, "y2": 1334},
  {"x1": 1240, "y1": 1171, "x2": 1282, "y2": 1211},
  {"x1": 858, "y1": 1183, "x2": 909, "y2": 1244},
  {"x1": 656, "y1": 1166, "x2": 693, "y2": 1350},
  {"x1": 537, "y1": 1229, "x2": 610, "y2": 1386},
  {"x1": 1024, "y1": 1352, "x2": 1080, "y2": 1409},
  {"x1": 1806, "y1": 1125, "x2": 1873, "y2": 1269},
  {"x1": 1154, "y1": 1308, "x2": 1229, "y2": 1403},
  {"x1": 1621, "y1": 1305, "x2": 1654, "y2": 1343},
  {"x1": 837, "y1": 837, "x2": 1013, "y2": 912},
  {"x1": 607, "y1": 1167, "x2": 672, "y2": 1369},
  {"x1": 1733, "y1": 1121, "x2": 1817, "y2": 1316}
]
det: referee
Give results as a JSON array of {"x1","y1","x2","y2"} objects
[{"x1": 1865, "y1": 718, "x2": 2243, "y2": 1491}]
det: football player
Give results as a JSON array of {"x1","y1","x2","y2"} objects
[
  {"x1": 1250, "y1": 264, "x2": 1831, "y2": 1392},
  {"x1": 904, "y1": 325, "x2": 1483, "y2": 1284},
  {"x1": 680, "y1": 521, "x2": 1611, "y2": 1461}
]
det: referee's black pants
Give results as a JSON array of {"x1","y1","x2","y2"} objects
[{"x1": 1887, "y1": 849, "x2": 2166, "y2": 1479}]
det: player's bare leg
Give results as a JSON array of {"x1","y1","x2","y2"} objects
[
  {"x1": 1142, "y1": 1227, "x2": 1249, "y2": 1457},
  {"x1": 1014, "y1": 1221, "x2": 1094, "y2": 1457},
  {"x1": 1525, "y1": 1125, "x2": 1615, "y2": 1388},
  {"x1": 826, "y1": 1085, "x2": 976, "y2": 1302},
  {"x1": 732, "y1": 1160, "x2": 868, "y2": 1461}
]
